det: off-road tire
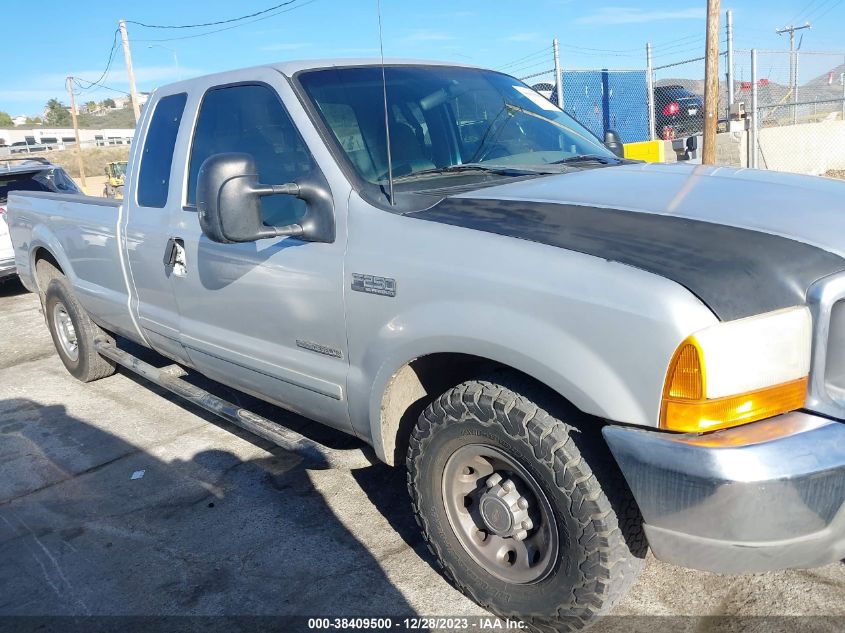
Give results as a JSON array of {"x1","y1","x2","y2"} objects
[
  {"x1": 44, "y1": 277, "x2": 116, "y2": 382},
  {"x1": 407, "y1": 375, "x2": 646, "y2": 632}
]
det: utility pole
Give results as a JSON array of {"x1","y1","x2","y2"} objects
[
  {"x1": 726, "y1": 9, "x2": 734, "y2": 118},
  {"x1": 65, "y1": 77, "x2": 88, "y2": 192},
  {"x1": 119, "y1": 19, "x2": 141, "y2": 123},
  {"x1": 552, "y1": 38, "x2": 563, "y2": 108},
  {"x1": 776, "y1": 23, "x2": 811, "y2": 125},
  {"x1": 702, "y1": 0, "x2": 721, "y2": 165}
]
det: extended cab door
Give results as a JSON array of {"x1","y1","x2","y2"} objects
[
  {"x1": 122, "y1": 91, "x2": 192, "y2": 364},
  {"x1": 170, "y1": 73, "x2": 351, "y2": 432}
]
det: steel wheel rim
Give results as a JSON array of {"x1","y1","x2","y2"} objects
[
  {"x1": 442, "y1": 443, "x2": 559, "y2": 584},
  {"x1": 52, "y1": 302, "x2": 79, "y2": 361}
]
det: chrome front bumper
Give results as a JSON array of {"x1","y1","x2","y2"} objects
[{"x1": 603, "y1": 412, "x2": 845, "y2": 574}]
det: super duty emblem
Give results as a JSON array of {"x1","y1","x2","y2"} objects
[{"x1": 351, "y1": 273, "x2": 396, "y2": 297}]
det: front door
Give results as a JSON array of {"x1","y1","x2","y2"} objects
[{"x1": 170, "y1": 78, "x2": 350, "y2": 431}]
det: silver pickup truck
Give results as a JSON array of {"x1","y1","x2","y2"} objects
[{"x1": 7, "y1": 59, "x2": 845, "y2": 630}]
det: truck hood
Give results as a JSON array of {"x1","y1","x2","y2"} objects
[
  {"x1": 408, "y1": 163, "x2": 845, "y2": 322},
  {"x1": 462, "y1": 162, "x2": 845, "y2": 256}
]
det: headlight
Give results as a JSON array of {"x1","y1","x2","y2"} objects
[{"x1": 661, "y1": 306, "x2": 811, "y2": 433}]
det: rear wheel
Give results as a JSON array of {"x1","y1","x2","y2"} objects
[
  {"x1": 44, "y1": 278, "x2": 116, "y2": 382},
  {"x1": 407, "y1": 376, "x2": 645, "y2": 631}
]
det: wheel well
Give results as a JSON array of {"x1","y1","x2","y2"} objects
[
  {"x1": 33, "y1": 248, "x2": 64, "y2": 295},
  {"x1": 379, "y1": 353, "x2": 577, "y2": 466}
]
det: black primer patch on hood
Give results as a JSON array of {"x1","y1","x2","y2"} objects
[{"x1": 410, "y1": 197, "x2": 845, "y2": 321}]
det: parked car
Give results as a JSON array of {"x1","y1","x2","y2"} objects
[
  {"x1": 653, "y1": 84, "x2": 704, "y2": 139},
  {"x1": 1, "y1": 158, "x2": 80, "y2": 280},
  {"x1": 9, "y1": 141, "x2": 53, "y2": 154},
  {"x1": 6, "y1": 60, "x2": 845, "y2": 630}
]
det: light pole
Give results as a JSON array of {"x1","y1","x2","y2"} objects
[{"x1": 147, "y1": 44, "x2": 180, "y2": 80}]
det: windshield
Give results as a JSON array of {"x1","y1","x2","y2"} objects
[
  {"x1": 0, "y1": 168, "x2": 80, "y2": 203},
  {"x1": 112, "y1": 162, "x2": 128, "y2": 178},
  {"x1": 297, "y1": 65, "x2": 616, "y2": 188}
]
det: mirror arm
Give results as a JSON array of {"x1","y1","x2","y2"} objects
[
  {"x1": 252, "y1": 182, "x2": 301, "y2": 198},
  {"x1": 255, "y1": 223, "x2": 304, "y2": 240}
]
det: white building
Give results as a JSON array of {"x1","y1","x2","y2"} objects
[
  {"x1": 11, "y1": 115, "x2": 27, "y2": 126},
  {"x1": 0, "y1": 127, "x2": 135, "y2": 150}
]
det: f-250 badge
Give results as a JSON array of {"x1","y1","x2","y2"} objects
[{"x1": 351, "y1": 273, "x2": 396, "y2": 297}]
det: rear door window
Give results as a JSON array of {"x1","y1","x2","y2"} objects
[{"x1": 137, "y1": 93, "x2": 187, "y2": 208}]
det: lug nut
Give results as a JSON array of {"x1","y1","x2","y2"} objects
[
  {"x1": 486, "y1": 473, "x2": 502, "y2": 488},
  {"x1": 517, "y1": 497, "x2": 529, "y2": 510},
  {"x1": 522, "y1": 518, "x2": 533, "y2": 530},
  {"x1": 515, "y1": 529, "x2": 528, "y2": 541},
  {"x1": 502, "y1": 479, "x2": 516, "y2": 493}
]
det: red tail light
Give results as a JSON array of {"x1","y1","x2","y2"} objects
[
  {"x1": 0, "y1": 206, "x2": 6, "y2": 215},
  {"x1": 662, "y1": 101, "x2": 680, "y2": 116}
]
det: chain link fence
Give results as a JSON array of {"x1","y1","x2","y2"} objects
[
  {"x1": 517, "y1": 47, "x2": 730, "y2": 145},
  {"x1": 736, "y1": 49, "x2": 845, "y2": 176},
  {"x1": 511, "y1": 41, "x2": 845, "y2": 177},
  {"x1": 522, "y1": 68, "x2": 652, "y2": 144}
]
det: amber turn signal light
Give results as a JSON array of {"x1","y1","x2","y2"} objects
[
  {"x1": 660, "y1": 337, "x2": 807, "y2": 433},
  {"x1": 661, "y1": 377, "x2": 808, "y2": 433}
]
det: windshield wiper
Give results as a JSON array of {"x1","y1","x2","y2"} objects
[
  {"x1": 551, "y1": 154, "x2": 621, "y2": 165},
  {"x1": 391, "y1": 163, "x2": 547, "y2": 182}
]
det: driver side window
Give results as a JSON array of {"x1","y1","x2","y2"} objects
[{"x1": 187, "y1": 84, "x2": 314, "y2": 227}]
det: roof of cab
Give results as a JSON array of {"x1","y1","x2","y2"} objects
[
  {"x1": 269, "y1": 58, "x2": 479, "y2": 76},
  {"x1": 151, "y1": 58, "x2": 484, "y2": 99}
]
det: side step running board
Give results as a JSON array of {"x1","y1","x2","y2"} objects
[{"x1": 94, "y1": 340, "x2": 373, "y2": 470}]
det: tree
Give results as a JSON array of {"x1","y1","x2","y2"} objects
[
  {"x1": 101, "y1": 98, "x2": 116, "y2": 108},
  {"x1": 0, "y1": 111, "x2": 12, "y2": 127},
  {"x1": 44, "y1": 98, "x2": 71, "y2": 127},
  {"x1": 85, "y1": 101, "x2": 97, "y2": 113},
  {"x1": 25, "y1": 116, "x2": 42, "y2": 126}
]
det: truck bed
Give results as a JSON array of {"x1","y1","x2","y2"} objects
[{"x1": 8, "y1": 191, "x2": 130, "y2": 334}]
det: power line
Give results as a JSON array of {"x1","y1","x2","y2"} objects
[
  {"x1": 74, "y1": 29, "x2": 120, "y2": 92},
  {"x1": 810, "y1": 0, "x2": 844, "y2": 21},
  {"x1": 785, "y1": 0, "x2": 824, "y2": 25},
  {"x1": 505, "y1": 58, "x2": 556, "y2": 75},
  {"x1": 499, "y1": 46, "x2": 553, "y2": 70},
  {"x1": 72, "y1": 77, "x2": 130, "y2": 97},
  {"x1": 130, "y1": 0, "x2": 316, "y2": 43},
  {"x1": 125, "y1": 0, "x2": 301, "y2": 29}
]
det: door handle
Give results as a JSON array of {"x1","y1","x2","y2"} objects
[
  {"x1": 163, "y1": 238, "x2": 179, "y2": 266},
  {"x1": 163, "y1": 237, "x2": 186, "y2": 276}
]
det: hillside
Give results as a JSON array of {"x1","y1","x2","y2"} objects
[
  {"x1": 78, "y1": 107, "x2": 137, "y2": 129},
  {"x1": 0, "y1": 107, "x2": 137, "y2": 131}
]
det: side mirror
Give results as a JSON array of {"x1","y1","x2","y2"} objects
[
  {"x1": 603, "y1": 129, "x2": 625, "y2": 158},
  {"x1": 196, "y1": 153, "x2": 303, "y2": 244}
]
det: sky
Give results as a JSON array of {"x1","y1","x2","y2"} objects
[{"x1": 2, "y1": 0, "x2": 844, "y2": 117}]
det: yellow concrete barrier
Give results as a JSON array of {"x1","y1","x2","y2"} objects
[{"x1": 623, "y1": 140, "x2": 665, "y2": 163}]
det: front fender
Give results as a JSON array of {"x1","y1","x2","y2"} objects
[{"x1": 350, "y1": 290, "x2": 716, "y2": 463}]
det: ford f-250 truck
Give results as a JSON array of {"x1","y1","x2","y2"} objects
[{"x1": 7, "y1": 59, "x2": 845, "y2": 630}]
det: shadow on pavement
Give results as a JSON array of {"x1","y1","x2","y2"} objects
[
  {"x1": 0, "y1": 398, "x2": 422, "y2": 623},
  {"x1": 0, "y1": 277, "x2": 27, "y2": 298}
]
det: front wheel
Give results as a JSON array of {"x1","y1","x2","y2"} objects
[
  {"x1": 407, "y1": 377, "x2": 645, "y2": 631},
  {"x1": 44, "y1": 278, "x2": 116, "y2": 382}
]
